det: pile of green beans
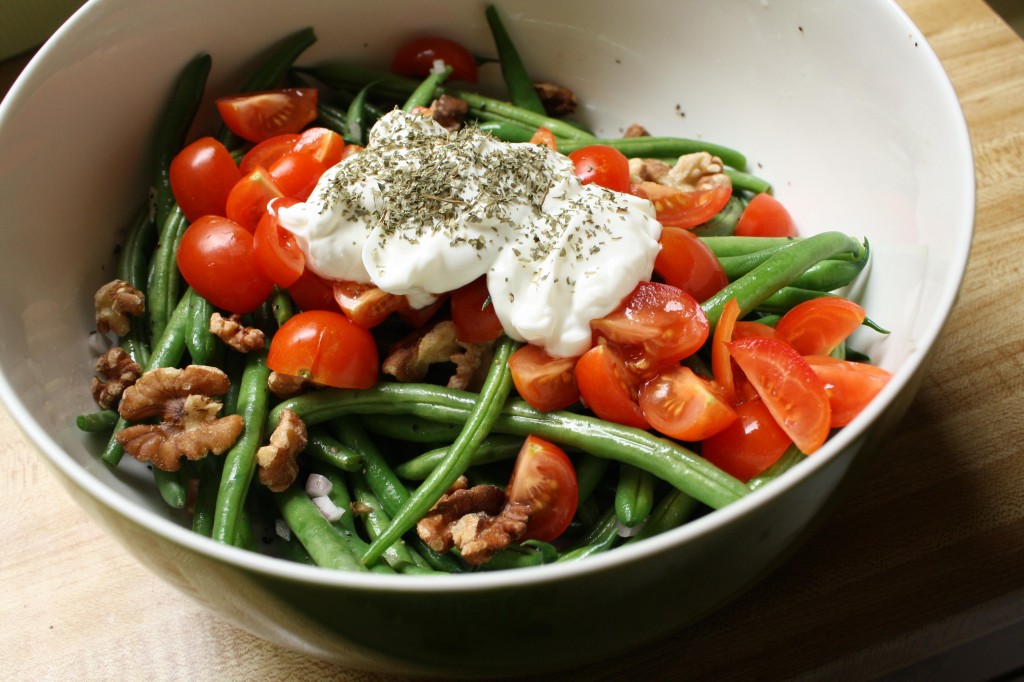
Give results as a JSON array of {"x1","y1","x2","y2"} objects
[{"x1": 77, "y1": 13, "x2": 880, "y2": 575}]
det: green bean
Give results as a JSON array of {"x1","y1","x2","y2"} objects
[
  {"x1": 268, "y1": 383, "x2": 750, "y2": 511},
  {"x1": 191, "y1": 456, "x2": 220, "y2": 536},
  {"x1": 692, "y1": 196, "x2": 745, "y2": 237},
  {"x1": 557, "y1": 508, "x2": 619, "y2": 562},
  {"x1": 574, "y1": 452, "x2": 610, "y2": 506},
  {"x1": 152, "y1": 53, "x2": 211, "y2": 229},
  {"x1": 625, "y1": 488, "x2": 698, "y2": 544},
  {"x1": 394, "y1": 433, "x2": 524, "y2": 481},
  {"x1": 360, "y1": 336, "x2": 519, "y2": 564},
  {"x1": 403, "y1": 66, "x2": 452, "y2": 112},
  {"x1": 748, "y1": 445, "x2": 806, "y2": 490},
  {"x1": 614, "y1": 463, "x2": 655, "y2": 528},
  {"x1": 305, "y1": 428, "x2": 364, "y2": 472},
  {"x1": 701, "y1": 231, "x2": 866, "y2": 331},
  {"x1": 269, "y1": 287, "x2": 294, "y2": 328},
  {"x1": 485, "y1": 4, "x2": 547, "y2": 115},
  {"x1": 476, "y1": 119, "x2": 537, "y2": 143},
  {"x1": 349, "y1": 472, "x2": 435, "y2": 575},
  {"x1": 360, "y1": 413, "x2": 464, "y2": 444},
  {"x1": 154, "y1": 467, "x2": 188, "y2": 509},
  {"x1": 115, "y1": 202, "x2": 156, "y2": 366},
  {"x1": 725, "y1": 168, "x2": 772, "y2": 195},
  {"x1": 146, "y1": 205, "x2": 189, "y2": 343},
  {"x1": 185, "y1": 290, "x2": 218, "y2": 365},
  {"x1": 315, "y1": 101, "x2": 348, "y2": 136},
  {"x1": 722, "y1": 257, "x2": 868, "y2": 293},
  {"x1": 76, "y1": 409, "x2": 118, "y2": 433},
  {"x1": 557, "y1": 136, "x2": 746, "y2": 172},
  {"x1": 700, "y1": 235, "x2": 801, "y2": 258},
  {"x1": 476, "y1": 545, "x2": 549, "y2": 571},
  {"x1": 275, "y1": 485, "x2": 368, "y2": 571},
  {"x1": 756, "y1": 288, "x2": 839, "y2": 314},
  {"x1": 279, "y1": 533, "x2": 317, "y2": 566},
  {"x1": 345, "y1": 81, "x2": 377, "y2": 145},
  {"x1": 211, "y1": 349, "x2": 271, "y2": 545}
]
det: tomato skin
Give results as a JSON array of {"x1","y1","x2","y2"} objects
[
  {"x1": 176, "y1": 215, "x2": 275, "y2": 314},
  {"x1": 733, "y1": 320, "x2": 783, "y2": 341},
  {"x1": 591, "y1": 281, "x2": 709, "y2": 367},
  {"x1": 216, "y1": 88, "x2": 318, "y2": 143},
  {"x1": 287, "y1": 269, "x2": 341, "y2": 312},
  {"x1": 639, "y1": 365, "x2": 737, "y2": 442},
  {"x1": 711, "y1": 298, "x2": 742, "y2": 403},
  {"x1": 574, "y1": 344, "x2": 649, "y2": 430},
  {"x1": 269, "y1": 152, "x2": 328, "y2": 201},
  {"x1": 506, "y1": 436, "x2": 578, "y2": 542},
  {"x1": 654, "y1": 226, "x2": 729, "y2": 302},
  {"x1": 774, "y1": 297, "x2": 866, "y2": 356},
  {"x1": 529, "y1": 126, "x2": 557, "y2": 151},
  {"x1": 267, "y1": 310, "x2": 379, "y2": 389},
  {"x1": 253, "y1": 198, "x2": 304, "y2": 288},
  {"x1": 332, "y1": 280, "x2": 409, "y2": 329},
  {"x1": 568, "y1": 145, "x2": 631, "y2": 193},
  {"x1": 735, "y1": 193, "x2": 798, "y2": 238},
  {"x1": 637, "y1": 180, "x2": 732, "y2": 229},
  {"x1": 508, "y1": 344, "x2": 580, "y2": 412},
  {"x1": 729, "y1": 337, "x2": 831, "y2": 454},
  {"x1": 806, "y1": 355, "x2": 892, "y2": 427},
  {"x1": 450, "y1": 276, "x2": 505, "y2": 343},
  {"x1": 293, "y1": 127, "x2": 346, "y2": 167},
  {"x1": 239, "y1": 133, "x2": 301, "y2": 176},
  {"x1": 225, "y1": 165, "x2": 285, "y2": 233},
  {"x1": 169, "y1": 137, "x2": 241, "y2": 222},
  {"x1": 701, "y1": 397, "x2": 793, "y2": 482},
  {"x1": 391, "y1": 36, "x2": 479, "y2": 83}
]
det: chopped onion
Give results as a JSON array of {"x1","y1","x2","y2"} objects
[
  {"x1": 430, "y1": 58, "x2": 448, "y2": 75},
  {"x1": 312, "y1": 495, "x2": 345, "y2": 522},
  {"x1": 305, "y1": 473, "x2": 332, "y2": 498},
  {"x1": 615, "y1": 519, "x2": 645, "y2": 538},
  {"x1": 88, "y1": 330, "x2": 114, "y2": 355},
  {"x1": 274, "y1": 518, "x2": 291, "y2": 541}
]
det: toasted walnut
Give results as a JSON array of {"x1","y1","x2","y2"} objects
[
  {"x1": 91, "y1": 347, "x2": 141, "y2": 409},
  {"x1": 267, "y1": 371, "x2": 312, "y2": 399},
  {"x1": 257, "y1": 408, "x2": 307, "y2": 492},
  {"x1": 209, "y1": 312, "x2": 266, "y2": 353},
  {"x1": 629, "y1": 152, "x2": 729, "y2": 197},
  {"x1": 116, "y1": 365, "x2": 243, "y2": 471},
  {"x1": 416, "y1": 483, "x2": 533, "y2": 565},
  {"x1": 623, "y1": 123, "x2": 651, "y2": 138},
  {"x1": 533, "y1": 81, "x2": 578, "y2": 117},
  {"x1": 382, "y1": 320, "x2": 491, "y2": 391},
  {"x1": 95, "y1": 279, "x2": 145, "y2": 337},
  {"x1": 628, "y1": 157, "x2": 673, "y2": 184},
  {"x1": 429, "y1": 94, "x2": 469, "y2": 131}
]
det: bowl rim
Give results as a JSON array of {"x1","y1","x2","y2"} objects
[{"x1": 0, "y1": 0, "x2": 975, "y2": 593}]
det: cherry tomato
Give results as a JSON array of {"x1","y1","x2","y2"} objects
[
  {"x1": 254, "y1": 198, "x2": 304, "y2": 288},
  {"x1": 733, "y1": 320, "x2": 783, "y2": 341},
  {"x1": 574, "y1": 344, "x2": 649, "y2": 430},
  {"x1": 287, "y1": 269, "x2": 341, "y2": 312},
  {"x1": 169, "y1": 137, "x2": 241, "y2": 222},
  {"x1": 639, "y1": 365, "x2": 737, "y2": 442},
  {"x1": 267, "y1": 310, "x2": 379, "y2": 389},
  {"x1": 269, "y1": 152, "x2": 328, "y2": 201},
  {"x1": 729, "y1": 337, "x2": 831, "y2": 454},
  {"x1": 805, "y1": 355, "x2": 892, "y2": 427},
  {"x1": 391, "y1": 36, "x2": 479, "y2": 83},
  {"x1": 225, "y1": 165, "x2": 285, "y2": 232},
  {"x1": 508, "y1": 344, "x2": 580, "y2": 412},
  {"x1": 774, "y1": 297, "x2": 866, "y2": 356},
  {"x1": 701, "y1": 397, "x2": 793, "y2": 482},
  {"x1": 711, "y1": 298, "x2": 741, "y2": 403},
  {"x1": 397, "y1": 295, "x2": 448, "y2": 329},
  {"x1": 529, "y1": 126, "x2": 557, "y2": 151},
  {"x1": 590, "y1": 281, "x2": 709, "y2": 366},
  {"x1": 293, "y1": 127, "x2": 346, "y2": 167},
  {"x1": 239, "y1": 133, "x2": 301, "y2": 175},
  {"x1": 735, "y1": 193, "x2": 798, "y2": 237},
  {"x1": 216, "y1": 88, "x2": 319, "y2": 143},
  {"x1": 654, "y1": 226, "x2": 729, "y2": 302},
  {"x1": 568, "y1": 145, "x2": 631, "y2": 193},
  {"x1": 176, "y1": 215, "x2": 275, "y2": 313},
  {"x1": 332, "y1": 280, "x2": 409, "y2": 329},
  {"x1": 450, "y1": 276, "x2": 505, "y2": 343},
  {"x1": 506, "y1": 435, "x2": 578, "y2": 542},
  {"x1": 636, "y1": 180, "x2": 733, "y2": 229}
]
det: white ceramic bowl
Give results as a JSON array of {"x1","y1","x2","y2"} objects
[{"x1": 0, "y1": 0, "x2": 972, "y2": 676}]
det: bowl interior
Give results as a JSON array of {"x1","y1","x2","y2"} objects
[{"x1": 0, "y1": 0, "x2": 972, "y2": 588}]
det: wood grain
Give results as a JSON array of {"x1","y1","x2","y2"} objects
[{"x1": 4, "y1": 1, "x2": 1024, "y2": 679}]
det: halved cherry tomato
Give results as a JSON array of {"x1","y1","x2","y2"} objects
[
  {"x1": 239, "y1": 133, "x2": 301, "y2": 175},
  {"x1": 806, "y1": 355, "x2": 892, "y2": 427},
  {"x1": 701, "y1": 397, "x2": 793, "y2": 482},
  {"x1": 508, "y1": 344, "x2": 580, "y2": 412},
  {"x1": 225, "y1": 165, "x2": 285, "y2": 232},
  {"x1": 293, "y1": 127, "x2": 346, "y2": 167},
  {"x1": 774, "y1": 297, "x2": 866, "y2": 356},
  {"x1": 654, "y1": 226, "x2": 729, "y2": 302},
  {"x1": 639, "y1": 365, "x2": 737, "y2": 442},
  {"x1": 391, "y1": 36, "x2": 479, "y2": 83},
  {"x1": 529, "y1": 126, "x2": 557, "y2": 151},
  {"x1": 254, "y1": 198, "x2": 304, "y2": 288},
  {"x1": 267, "y1": 310, "x2": 379, "y2": 389},
  {"x1": 591, "y1": 281, "x2": 709, "y2": 366},
  {"x1": 735, "y1": 193, "x2": 798, "y2": 238},
  {"x1": 176, "y1": 215, "x2": 275, "y2": 313},
  {"x1": 169, "y1": 136, "x2": 241, "y2": 222},
  {"x1": 733, "y1": 320, "x2": 783, "y2": 341},
  {"x1": 287, "y1": 269, "x2": 341, "y2": 312},
  {"x1": 574, "y1": 344, "x2": 649, "y2": 430},
  {"x1": 269, "y1": 152, "x2": 328, "y2": 201},
  {"x1": 451, "y1": 276, "x2": 504, "y2": 343},
  {"x1": 332, "y1": 280, "x2": 409, "y2": 328},
  {"x1": 711, "y1": 298, "x2": 741, "y2": 402},
  {"x1": 506, "y1": 435, "x2": 578, "y2": 542},
  {"x1": 397, "y1": 295, "x2": 448, "y2": 328},
  {"x1": 729, "y1": 337, "x2": 831, "y2": 454},
  {"x1": 216, "y1": 88, "x2": 319, "y2": 143},
  {"x1": 568, "y1": 145, "x2": 631, "y2": 193},
  {"x1": 637, "y1": 179, "x2": 732, "y2": 229}
]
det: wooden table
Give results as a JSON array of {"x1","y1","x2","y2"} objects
[{"x1": 4, "y1": 1, "x2": 1024, "y2": 679}]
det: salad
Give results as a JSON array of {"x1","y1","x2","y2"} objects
[{"x1": 81, "y1": 6, "x2": 891, "y2": 573}]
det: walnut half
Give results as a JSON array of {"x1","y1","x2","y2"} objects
[
  {"x1": 116, "y1": 365, "x2": 243, "y2": 472},
  {"x1": 91, "y1": 346, "x2": 141, "y2": 409},
  {"x1": 257, "y1": 408, "x2": 308, "y2": 492},
  {"x1": 94, "y1": 279, "x2": 145, "y2": 337}
]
